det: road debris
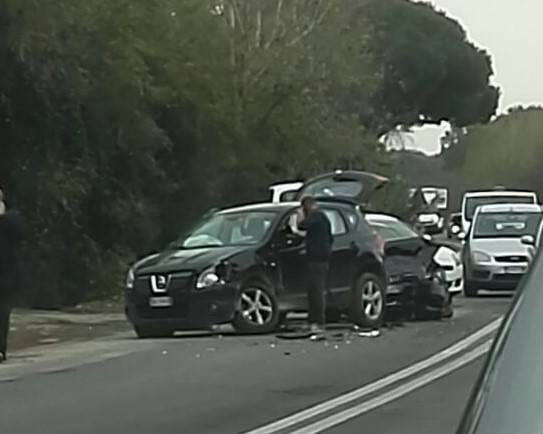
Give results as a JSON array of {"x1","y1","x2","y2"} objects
[{"x1": 358, "y1": 330, "x2": 381, "y2": 338}]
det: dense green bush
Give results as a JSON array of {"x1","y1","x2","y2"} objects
[{"x1": 0, "y1": 0, "x2": 497, "y2": 306}]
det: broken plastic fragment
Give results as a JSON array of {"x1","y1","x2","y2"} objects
[{"x1": 358, "y1": 330, "x2": 381, "y2": 338}]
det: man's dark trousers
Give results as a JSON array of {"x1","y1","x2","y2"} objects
[
  {"x1": 0, "y1": 300, "x2": 12, "y2": 357},
  {"x1": 306, "y1": 262, "x2": 329, "y2": 327}
]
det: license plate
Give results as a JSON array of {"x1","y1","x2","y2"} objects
[
  {"x1": 149, "y1": 296, "x2": 173, "y2": 307},
  {"x1": 506, "y1": 267, "x2": 525, "y2": 274}
]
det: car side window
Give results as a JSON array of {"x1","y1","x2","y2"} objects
[{"x1": 322, "y1": 209, "x2": 347, "y2": 236}]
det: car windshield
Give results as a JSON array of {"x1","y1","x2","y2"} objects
[
  {"x1": 473, "y1": 212, "x2": 542, "y2": 239},
  {"x1": 178, "y1": 211, "x2": 277, "y2": 248},
  {"x1": 369, "y1": 219, "x2": 418, "y2": 241},
  {"x1": 465, "y1": 195, "x2": 535, "y2": 220}
]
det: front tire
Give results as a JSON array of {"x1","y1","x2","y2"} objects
[
  {"x1": 463, "y1": 269, "x2": 479, "y2": 297},
  {"x1": 232, "y1": 282, "x2": 280, "y2": 334},
  {"x1": 350, "y1": 273, "x2": 386, "y2": 329}
]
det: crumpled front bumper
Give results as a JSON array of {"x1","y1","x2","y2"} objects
[{"x1": 125, "y1": 281, "x2": 240, "y2": 331}]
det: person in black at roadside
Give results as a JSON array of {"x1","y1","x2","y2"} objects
[
  {"x1": 297, "y1": 196, "x2": 333, "y2": 340},
  {"x1": 0, "y1": 188, "x2": 22, "y2": 363}
]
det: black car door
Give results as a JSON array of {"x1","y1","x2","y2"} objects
[
  {"x1": 321, "y1": 207, "x2": 358, "y2": 292},
  {"x1": 274, "y1": 213, "x2": 308, "y2": 310},
  {"x1": 275, "y1": 207, "x2": 357, "y2": 311}
]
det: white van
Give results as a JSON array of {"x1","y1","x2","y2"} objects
[{"x1": 461, "y1": 190, "x2": 538, "y2": 235}]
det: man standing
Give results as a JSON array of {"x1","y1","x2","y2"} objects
[
  {"x1": 0, "y1": 189, "x2": 22, "y2": 363},
  {"x1": 298, "y1": 196, "x2": 333, "y2": 340}
]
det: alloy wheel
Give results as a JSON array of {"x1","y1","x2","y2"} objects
[
  {"x1": 361, "y1": 280, "x2": 383, "y2": 321},
  {"x1": 240, "y1": 288, "x2": 274, "y2": 326}
]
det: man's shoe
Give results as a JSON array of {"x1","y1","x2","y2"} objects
[
  {"x1": 0, "y1": 352, "x2": 5, "y2": 364},
  {"x1": 309, "y1": 324, "x2": 326, "y2": 341}
]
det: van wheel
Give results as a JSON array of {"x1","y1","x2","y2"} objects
[
  {"x1": 233, "y1": 282, "x2": 279, "y2": 334},
  {"x1": 350, "y1": 273, "x2": 386, "y2": 328}
]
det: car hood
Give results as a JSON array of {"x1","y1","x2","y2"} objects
[
  {"x1": 470, "y1": 238, "x2": 530, "y2": 256},
  {"x1": 134, "y1": 246, "x2": 250, "y2": 275}
]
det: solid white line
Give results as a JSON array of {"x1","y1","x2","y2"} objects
[
  {"x1": 291, "y1": 340, "x2": 491, "y2": 434},
  {"x1": 243, "y1": 317, "x2": 502, "y2": 434}
]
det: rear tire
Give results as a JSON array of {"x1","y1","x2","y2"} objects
[
  {"x1": 232, "y1": 281, "x2": 280, "y2": 334},
  {"x1": 134, "y1": 325, "x2": 174, "y2": 339},
  {"x1": 350, "y1": 273, "x2": 386, "y2": 329}
]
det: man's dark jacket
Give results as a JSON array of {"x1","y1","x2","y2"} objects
[
  {"x1": 299, "y1": 210, "x2": 333, "y2": 262},
  {"x1": 0, "y1": 212, "x2": 22, "y2": 303}
]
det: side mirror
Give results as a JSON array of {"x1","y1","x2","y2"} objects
[{"x1": 521, "y1": 235, "x2": 535, "y2": 246}]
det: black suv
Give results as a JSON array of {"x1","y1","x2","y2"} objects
[{"x1": 125, "y1": 199, "x2": 387, "y2": 337}]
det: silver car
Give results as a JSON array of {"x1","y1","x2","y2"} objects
[{"x1": 463, "y1": 203, "x2": 543, "y2": 296}]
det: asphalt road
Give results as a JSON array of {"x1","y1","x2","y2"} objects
[{"x1": 0, "y1": 295, "x2": 510, "y2": 434}]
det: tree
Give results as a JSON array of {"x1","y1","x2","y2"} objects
[
  {"x1": 459, "y1": 106, "x2": 543, "y2": 193},
  {"x1": 355, "y1": 0, "x2": 500, "y2": 135},
  {"x1": 0, "y1": 0, "x2": 502, "y2": 306}
]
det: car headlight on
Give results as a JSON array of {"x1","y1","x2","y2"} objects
[
  {"x1": 196, "y1": 267, "x2": 223, "y2": 289},
  {"x1": 126, "y1": 267, "x2": 135, "y2": 289},
  {"x1": 472, "y1": 251, "x2": 492, "y2": 263}
]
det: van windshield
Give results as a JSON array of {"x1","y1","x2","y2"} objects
[
  {"x1": 473, "y1": 212, "x2": 542, "y2": 239},
  {"x1": 465, "y1": 196, "x2": 535, "y2": 221}
]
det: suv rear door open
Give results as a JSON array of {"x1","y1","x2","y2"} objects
[{"x1": 295, "y1": 170, "x2": 389, "y2": 206}]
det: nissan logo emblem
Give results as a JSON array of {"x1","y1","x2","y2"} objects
[{"x1": 150, "y1": 275, "x2": 169, "y2": 293}]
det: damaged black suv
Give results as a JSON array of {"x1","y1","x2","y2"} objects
[{"x1": 125, "y1": 200, "x2": 387, "y2": 337}]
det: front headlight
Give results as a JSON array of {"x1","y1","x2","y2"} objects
[
  {"x1": 126, "y1": 267, "x2": 135, "y2": 289},
  {"x1": 472, "y1": 251, "x2": 492, "y2": 263},
  {"x1": 196, "y1": 267, "x2": 222, "y2": 289}
]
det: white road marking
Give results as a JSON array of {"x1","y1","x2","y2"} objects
[
  {"x1": 291, "y1": 340, "x2": 491, "y2": 434},
  {"x1": 243, "y1": 317, "x2": 502, "y2": 434}
]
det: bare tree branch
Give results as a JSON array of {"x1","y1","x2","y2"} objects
[
  {"x1": 264, "y1": 0, "x2": 284, "y2": 49},
  {"x1": 255, "y1": 9, "x2": 262, "y2": 48},
  {"x1": 287, "y1": 2, "x2": 333, "y2": 47}
]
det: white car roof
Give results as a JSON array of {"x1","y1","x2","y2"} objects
[
  {"x1": 477, "y1": 203, "x2": 542, "y2": 214},
  {"x1": 268, "y1": 182, "x2": 303, "y2": 190},
  {"x1": 364, "y1": 213, "x2": 399, "y2": 223},
  {"x1": 464, "y1": 191, "x2": 536, "y2": 199}
]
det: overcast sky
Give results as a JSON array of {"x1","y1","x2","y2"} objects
[{"x1": 411, "y1": 0, "x2": 543, "y2": 154}]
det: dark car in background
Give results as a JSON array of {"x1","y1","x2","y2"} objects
[
  {"x1": 456, "y1": 247, "x2": 543, "y2": 434},
  {"x1": 365, "y1": 213, "x2": 455, "y2": 318},
  {"x1": 125, "y1": 199, "x2": 387, "y2": 338}
]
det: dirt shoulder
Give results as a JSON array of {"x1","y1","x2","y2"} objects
[{"x1": 9, "y1": 300, "x2": 131, "y2": 352}]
